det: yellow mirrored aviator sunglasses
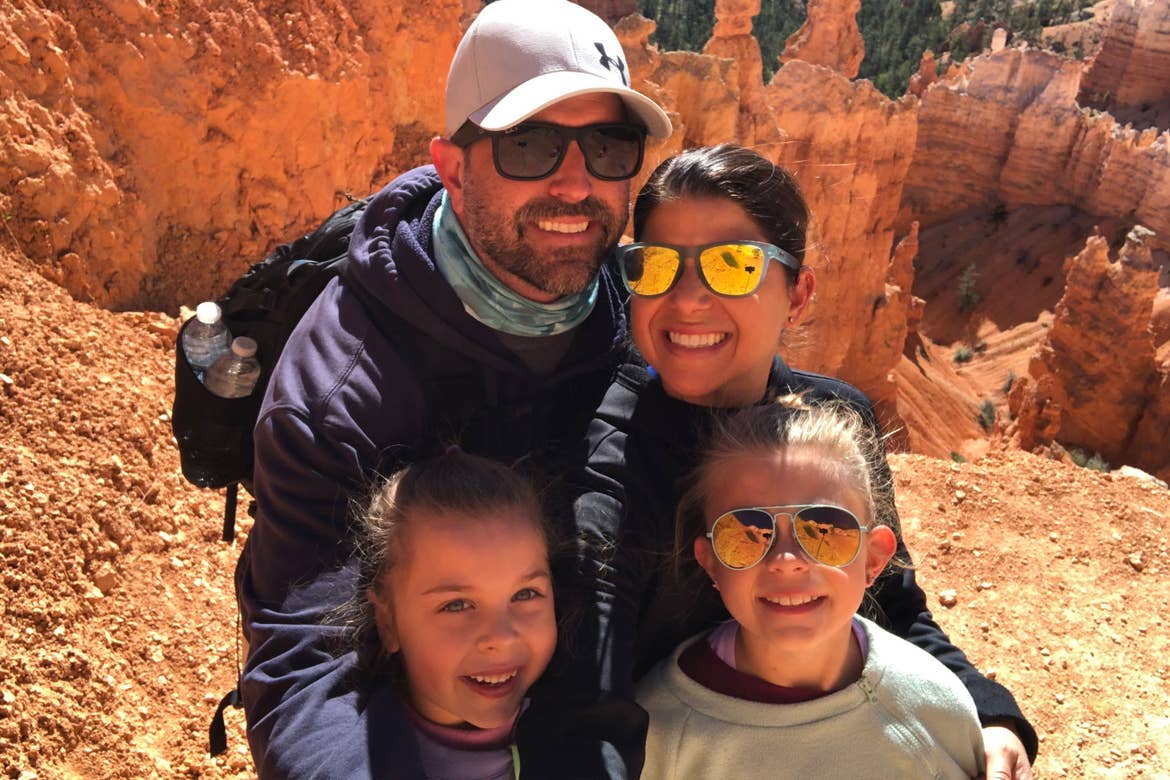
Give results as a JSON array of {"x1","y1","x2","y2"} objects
[
  {"x1": 616, "y1": 241, "x2": 800, "y2": 298},
  {"x1": 707, "y1": 505, "x2": 868, "y2": 570}
]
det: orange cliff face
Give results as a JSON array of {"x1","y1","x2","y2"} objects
[
  {"x1": 900, "y1": 47, "x2": 1170, "y2": 245},
  {"x1": 1, "y1": 0, "x2": 465, "y2": 311},
  {"x1": 762, "y1": 63, "x2": 918, "y2": 420},
  {"x1": 1079, "y1": 0, "x2": 1170, "y2": 122}
]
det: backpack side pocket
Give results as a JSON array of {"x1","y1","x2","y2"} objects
[{"x1": 172, "y1": 318, "x2": 264, "y2": 489}]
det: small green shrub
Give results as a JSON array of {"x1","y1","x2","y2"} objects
[
  {"x1": 990, "y1": 202, "x2": 1009, "y2": 227},
  {"x1": 1002, "y1": 371, "x2": 1016, "y2": 395},
  {"x1": 977, "y1": 399, "x2": 996, "y2": 431},
  {"x1": 1084, "y1": 453, "x2": 1110, "y2": 472},
  {"x1": 957, "y1": 263, "x2": 981, "y2": 313},
  {"x1": 950, "y1": 451, "x2": 968, "y2": 464},
  {"x1": 953, "y1": 345, "x2": 974, "y2": 363},
  {"x1": 1068, "y1": 447, "x2": 1110, "y2": 472}
]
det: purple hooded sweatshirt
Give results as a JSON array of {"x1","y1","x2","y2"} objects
[{"x1": 235, "y1": 165, "x2": 628, "y2": 779}]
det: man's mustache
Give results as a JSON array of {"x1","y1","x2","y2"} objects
[{"x1": 515, "y1": 198, "x2": 615, "y2": 224}]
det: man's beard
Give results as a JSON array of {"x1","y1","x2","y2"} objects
[{"x1": 461, "y1": 195, "x2": 625, "y2": 297}]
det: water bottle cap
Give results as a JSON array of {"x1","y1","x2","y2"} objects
[
  {"x1": 195, "y1": 301, "x2": 223, "y2": 325},
  {"x1": 231, "y1": 336, "x2": 258, "y2": 358}
]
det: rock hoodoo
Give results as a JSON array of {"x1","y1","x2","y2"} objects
[
  {"x1": 1010, "y1": 229, "x2": 1170, "y2": 482},
  {"x1": 779, "y1": 0, "x2": 864, "y2": 79}
]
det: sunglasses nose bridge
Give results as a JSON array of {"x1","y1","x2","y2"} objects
[
  {"x1": 762, "y1": 512, "x2": 813, "y2": 566},
  {"x1": 672, "y1": 253, "x2": 714, "y2": 300},
  {"x1": 546, "y1": 136, "x2": 593, "y2": 192}
]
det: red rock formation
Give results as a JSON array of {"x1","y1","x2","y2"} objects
[
  {"x1": 648, "y1": 52, "x2": 741, "y2": 150},
  {"x1": 700, "y1": 0, "x2": 787, "y2": 151},
  {"x1": 893, "y1": 336, "x2": 989, "y2": 459},
  {"x1": 762, "y1": 62, "x2": 919, "y2": 419},
  {"x1": 1009, "y1": 229, "x2": 1169, "y2": 481},
  {"x1": 1079, "y1": 0, "x2": 1170, "y2": 110},
  {"x1": 1, "y1": 0, "x2": 465, "y2": 310},
  {"x1": 779, "y1": 0, "x2": 864, "y2": 79},
  {"x1": 612, "y1": 13, "x2": 686, "y2": 183},
  {"x1": 900, "y1": 48, "x2": 1170, "y2": 251},
  {"x1": 575, "y1": 0, "x2": 639, "y2": 25},
  {"x1": 908, "y1": 50, "x2": 940, "y2": 98}
]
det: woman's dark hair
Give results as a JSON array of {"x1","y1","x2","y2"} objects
[
  {"x1": 633, "y1": 143, "x2": 810, "y2": 283},
  {"x1": 339, "y1": 450, "x2": 548, "y2": 676}
]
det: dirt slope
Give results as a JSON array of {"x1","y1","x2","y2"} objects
[{"x1": 1, "y1": 241, "x2": 1168, "y2": 777}]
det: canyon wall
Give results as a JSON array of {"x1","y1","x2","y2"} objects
[
  {"x1": 898, "y1": 12, "x2": 1170, "y2": 474},
  {"x1": 1079, "y1": 0, "x2": 1170, "y2": 110},
  {"x1": 1, "y1": 0, "x2": 464, "y2": 310},
  {"x1": 899, "y1": 47, "x2": 1170, "y2": 244}
]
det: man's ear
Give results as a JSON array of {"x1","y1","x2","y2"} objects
[
  {"x1": 367, "y1": 586, "x2": 401, "y2": 654},
  {"x1": 864, "y1": 525, "x2": 897, "y2": 586},
  {"x1": 430, "y1": 137, "x2": 466, "y2": 216}
]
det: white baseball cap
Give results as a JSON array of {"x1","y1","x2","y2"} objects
[{"x1": 444, "y1": 0, "x2": 672, "y2": 139}]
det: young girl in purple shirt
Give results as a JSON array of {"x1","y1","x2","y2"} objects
[{"x1": 344, "y1": 450, "x2": 556, "y2": 780}]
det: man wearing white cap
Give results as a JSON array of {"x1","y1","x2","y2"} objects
[{"x1": 237, "y1": 0, "x2": 670, "y2": 777}]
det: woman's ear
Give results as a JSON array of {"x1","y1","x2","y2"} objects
[
  {"x1": 786, "y1": 267, "x2": 816, "y2": 327},
  {"x1": 367, "y1": 585, "x2": 401, "y2": 654},
  {"x1": 430, "y1": 137, "x2": 466, "y2": 215},
  {"x1": 864, "y1": 525, "x2": 897, "y2": 586}
]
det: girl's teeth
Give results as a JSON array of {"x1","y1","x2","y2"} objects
[
  {"x1": 469, "y1": 671, "x2": 518, "y2": 685},
  {"x1": 668, "y1": 332, "x2": 727, "y2": 348},
  {"x1": 537, "y1": 220, "x2": 588, "y2": 234},
  {"x1": 763, "y1": 594, "x2": 818, "y2": 606}
]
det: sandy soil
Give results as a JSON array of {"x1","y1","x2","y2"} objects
[{"x1": 1, "y1": 240, "x2": 1168, "y2": 778}]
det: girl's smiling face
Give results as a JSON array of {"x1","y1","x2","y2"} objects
[
  {"x1": 694, "y1": 448, "x2": 895, "y2": 691},
  {"x1": 368, "y1": 508, "x2": 556, "y2": 729},
  {"x1": 630, "y1": 195, "x2": 814, "y2": 407}
]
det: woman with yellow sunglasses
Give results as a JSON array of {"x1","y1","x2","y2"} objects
[{"x1": 550, "y1": 144, "x2": 1036, "y2": 778}]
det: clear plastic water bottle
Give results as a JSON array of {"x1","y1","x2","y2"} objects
[
  {"x1": 204, "y1": 336, "x2": 261, "y2": 399},
  {"x1": 182, "y1": 301, "x2": 233, "y2": 379}
]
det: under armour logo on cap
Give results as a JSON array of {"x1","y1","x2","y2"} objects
[{"x1": 595, "y1": 42, "x2": 627, "y2": 86}]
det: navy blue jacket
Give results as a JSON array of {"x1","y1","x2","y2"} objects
[
  {"x1": 236, "y1": 166, "x2": 629, "y2": 778},
  {"x1": 545, "y1": 360, "x2": 1037, "y2": 775}
]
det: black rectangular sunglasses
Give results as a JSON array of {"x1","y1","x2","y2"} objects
[{"x1": 451, "y1": 121, "x2": 646, "y2": 181}]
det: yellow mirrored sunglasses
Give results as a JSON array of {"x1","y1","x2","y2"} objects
[{"x1": 616, "y1": 241, "x2": 800, "y2": 298}]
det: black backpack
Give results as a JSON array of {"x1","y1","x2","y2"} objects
[
  {"x1": 172, "y1": 197, "x2": 369, "y2": 540},
  {"x1": 172, "y1": 195, "x2": 488, "y2": 542}
]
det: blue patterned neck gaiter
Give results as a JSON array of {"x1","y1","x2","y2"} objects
[{"x1": 432, "y1": 193, "x2": 598, "y2": 337}]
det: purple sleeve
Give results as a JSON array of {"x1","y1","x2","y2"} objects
[{"x1": 237, "y1": 350, "x2": 428, "y2": 776}]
